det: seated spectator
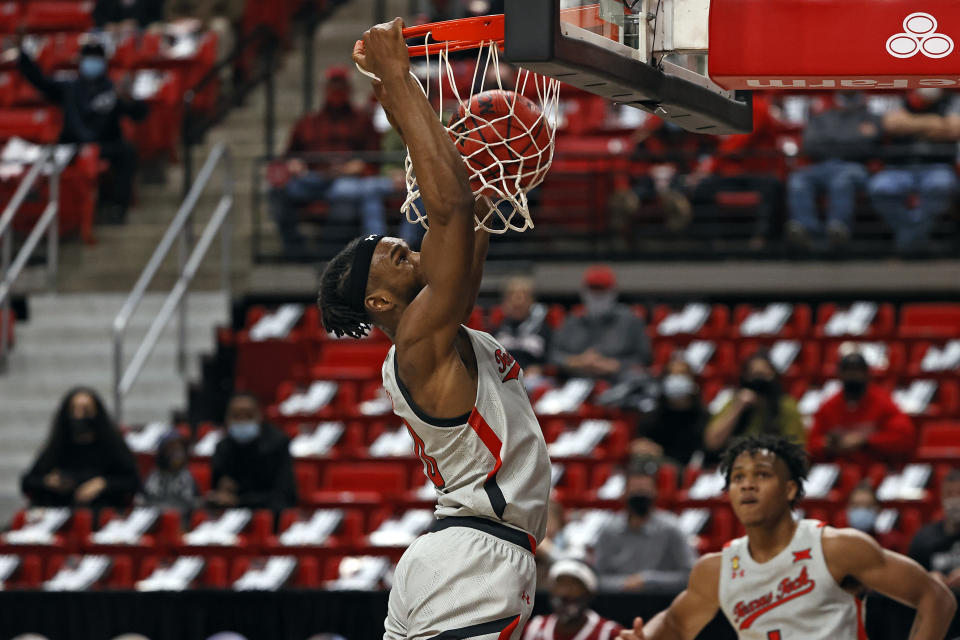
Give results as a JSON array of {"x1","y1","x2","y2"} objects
[
  {"x1": 93, "y1": 0, "x2": 165, "y2": 31},
  {"x1": 704, "y1": 351, "x2": 805, "y2": 454},
  {"x1": 21, "y1": 387, "x2": 141, "y2": 508},
  {"x1": 165, "y1": 0, "x2": 245, "y2": 62},
  {"x1": 16, "y1": 37, "x2": 148, "y2": 223},
  {"x1": 786, "y1": 92, "x2": 881, "y2": 251},
  {"x1": 846, "y1": 481, "x2": 881, "y2": 535},
  {"x1": 523, "y1": 558, "x2": 623, "y2": 639},
  {"x1": 867, "y1": 89, "x2": 960, "y2": 253},
  {"x1": 141, "y1": 431, "x2": 197, "y2": 513},
  {"x1": 269, "y1": 67, "x2": 392, "y2": 257},
  {"x1": 535, "y1": 499, "x2": 568, "y2": 588},
  {"x1": 594, "y1": 459, "x2": 697, "y2": 593},
  {"x1": 632, "y1": 354, "x2": 708, "y2": 466},
  {"x1": 208, "y1": 392, "x2": 297, "y2": 512},
  {"x1": 551, "y1": 265, "x2": 651, "y2": 382},
  {"x1": 909, "y1": 469, "x2": 960, "y2": 589},
  {"x1": 807, "y1": 352, "x2": 915, "y2": 462},
  {"x1": 490, "y1": 276, "x2": 551, "y2": 382},
  {"x1": 687, "y1": 95, "x2": 789, "y2": 250}
]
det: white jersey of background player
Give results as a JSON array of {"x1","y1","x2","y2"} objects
[
  {"x1": 617, "y1": 435, "x2": 955, "y2": 640},
  {"x1": 318, "y1": 18, "x2": 550, "y2": 640}
]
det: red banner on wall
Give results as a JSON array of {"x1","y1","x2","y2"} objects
[{"x1": 708, "y1": 0, "x2": 960, "y2": 89}]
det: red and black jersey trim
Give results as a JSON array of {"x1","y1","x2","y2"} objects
[
  {"x1": 467, "y1": 408, "x2": 508, "y2": 519},
  {"x1": 431, "y1": 613, "x2": 521, "y2": 639}
]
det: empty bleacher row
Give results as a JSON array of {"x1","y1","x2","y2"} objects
[{"x1": 3, "y1": 299, "x2": 959, "y2": 591}]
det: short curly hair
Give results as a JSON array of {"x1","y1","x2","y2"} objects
[{"x1": 720, "y1": 434, "x2": 809, "y2": 507}]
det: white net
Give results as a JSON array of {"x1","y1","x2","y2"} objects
[
  {"x1": 369, "y1": 38, "x2": 560, "y2": 234},
  {"x1": 406, "y1": 41, "x2": 560, "y2": 233}
]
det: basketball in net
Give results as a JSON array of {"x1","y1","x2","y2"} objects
[
  {"x1": 448, "y1": 89, "x2": 553, "y2": 198},
  {"x1": 354, "y1": 19, "x2": 560, "y2": 233}
]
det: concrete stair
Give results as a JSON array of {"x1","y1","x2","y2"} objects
[{"x1": 0, "y1": 292, "x2": 228, "y2": 525}]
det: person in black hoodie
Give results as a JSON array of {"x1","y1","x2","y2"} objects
[
  {"x1": 207, "y1": 392, "x2": 297, "y2": 513},
  {"x1": 785, "y1": 92, "x2": 882, "y2": 251},
  {"x1": 21, "y1": 387, "x2": 141, "y2": 509},
  {"x1": 17, "y1": 37, "x2": 148, "y2": 222},
  {"x1": 631, "y1": 355, "x2": 708, "y2": 466}
]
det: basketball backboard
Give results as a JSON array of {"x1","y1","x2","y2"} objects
[{"x1": 503, "y1": 0, "x2": 754, "y2": 134}]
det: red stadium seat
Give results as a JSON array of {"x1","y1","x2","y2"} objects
[
  {"x1": 916, "y1": 422, "x2": 960, "y2": 464},
  {"x1": 0, "y1": 107, "x2": 61, "y2": 143},
  {"x1": 814, "y1": 302, "x2": 896, "y2": 341},
  {"x1": 0, "y1": 2, "x2": 19, "y2": 34},
  {"x1": 732, "y1": 303, "x2": 812, "y2": 340},
  {"x1": 23, "y1": 1, "x2": 94, "y2": 32},
  {"x1": 899, "y1": 304, "x2": 960, "y2": 340}
]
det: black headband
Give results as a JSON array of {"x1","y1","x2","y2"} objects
[{"x1": 346, "y1": 234, "x2": 383, "y2": 313}]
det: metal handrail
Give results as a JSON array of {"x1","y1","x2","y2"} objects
[
  {"x1": 112, "y1": 143, "x2": 234, "y2": 423},
  {"x1": 0, "y1": 147, "x2": 65, "y2": 371}
]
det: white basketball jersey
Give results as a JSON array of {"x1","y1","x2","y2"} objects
[
  {"x1": 719, "y1": 520, "x2": 866, "y2": 640},
  {"x1": 382, "y1": 327, "x2": 551, "y2": 543}
]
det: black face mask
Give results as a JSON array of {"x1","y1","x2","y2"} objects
[
  {"x1": 69, "y1": 416, "x2": 97, "y2": 441},
  {"x1": 741, "y1": 376, "x2": 777, "y2": 396},
  {"x1": 842, "y1": 379, "x2": 867, "y2": 402},
  {"x1": 627, "y1": 492, "x2": 655, "y2": 517}
]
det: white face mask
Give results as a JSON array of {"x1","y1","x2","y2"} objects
[
  {"x1": 582, "y1": 289, "x2": 616, "y2": 317},
  {"x1": 228, "y1": 421, "x2": 260, "y2": 443},
  {"x1": 663, "y1": 374, "x2": 696, "y2": 400}
]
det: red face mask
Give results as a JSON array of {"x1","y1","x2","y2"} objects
[{"x1": 325, "y1": 87, "x2": 350, "y2": 108}]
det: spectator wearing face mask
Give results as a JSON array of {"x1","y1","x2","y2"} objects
[
  {"x1": 550, "y1": 265, "x2": 651, "y2": 382},
  {"x1": 21, "y1": 387, "x2": 141, "y2": 508},
  {"x1": 207, "y1": 392, "x2": 297, "y2": 512},
  {"x1": 16, "y1": 37, "x2": 148, "y2": 222},
  {"x1": 807, "y1": 352, "x2": 915, "y2": 463},
  {"x1": 490, "y1": 276, "x2": 551, "y2": 387},
  {"x1": 846, "y1": 482, "x2": 881, "y2": 535},
  {"x1": 631, "y1": 355, "x2": 708, "y2": 465},
  {"x1": 704, "y1": 351, "x2": 805, "y2": 454},
  {"x1": 269, "y1": 66, "x2": 392, "y2": 257},
  {"x1": 523, "y1": 558, "x2": 623, "y2": 640},
  {"x1": 910, "y1": 470, "x2": 960, "y2": 591},
  {"x1": 142, "y1": 432, "x2": 197, "y2": 513},
  {"x1": 785, "y1": 92, "x2": 881, "y2": 251},
  {"x1": 867, "y1": 88, "x2": 960, "y2": 254},
  {"x1": 594, "y1": 460, "x2": 697, "y2": 593}
]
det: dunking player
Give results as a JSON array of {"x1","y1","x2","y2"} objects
[
  {"x1": 618, "y1": 435, "x2": 956, "y2": 640},
  {"x1": 318, "y1": 18, "x2": 551, "y2": 640}
]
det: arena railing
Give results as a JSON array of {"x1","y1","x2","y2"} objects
[
  {"x1": 181, "y1": 1, "x2": 335, "y2": 196},
  {"x1": 249, "y1": 146, "x2": 960, "y2": 264},
  {"x1": 0, "y1": 146, "x2": 69, "y2": 372},
  {"x1": 112, "y1": 143, "x2": 234, "y2": 424}
]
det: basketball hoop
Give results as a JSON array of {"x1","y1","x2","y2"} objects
[{"x1": 357, "y1": 17, "x2": 561, "y2": 234}]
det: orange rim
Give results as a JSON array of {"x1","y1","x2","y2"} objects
[
  {"x1": 400, "y1": 5, "x2": 610, "y2": 57},
  {"x1": 402, "y1": 15, "x2": 505, "y2": 57}
]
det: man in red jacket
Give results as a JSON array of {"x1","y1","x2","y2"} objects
[{"x1": 808, "y1": 352, "x2": 915, "y2": 462}]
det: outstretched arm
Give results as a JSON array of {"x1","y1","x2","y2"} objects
[
  {"x1": 618, "y1": 554, "x2": 722, "y2": 640},
  {"x1": 353, "y1": 19, "x2": 475, "y2": 365},
  {"x1": 825, "y1": 527, "x2": 956, "y2": 640}
]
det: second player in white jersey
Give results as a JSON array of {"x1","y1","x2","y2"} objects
[
  {"x1": 617, "y1": 435, "x2": 955, "y2": 640},
  {"x1": 719, "y1": 519, "x2": 864, "y2": 640},
  {"x1": 383, "y1": 326, "x2": 551, "y2": 542}
]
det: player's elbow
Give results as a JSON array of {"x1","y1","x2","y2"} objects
[{"x1": 929, "y1": 577, "x2": 957, "y2": 618}]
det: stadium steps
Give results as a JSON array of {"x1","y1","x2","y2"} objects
[{"x1": 0, "y1": 292, "x2": 227, "y2": 527}]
